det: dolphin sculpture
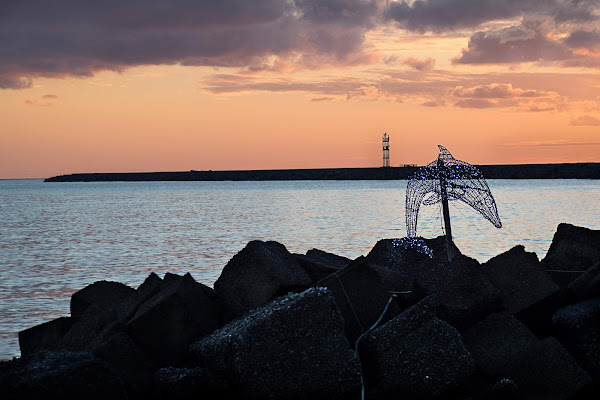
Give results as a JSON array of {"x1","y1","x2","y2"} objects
[{"x1": 406, "y1": 145, "x2": 502, "y2": 260}]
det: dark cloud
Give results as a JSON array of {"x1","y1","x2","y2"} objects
[
  {"x1": 421, "y1": 99, "x2": 445, "y2": 107},
  {"x1": 385, "y1": 0, "x2": 599, "y2": 32},
  {"x1": 447, "y1": 82, "x2": 563, "y2": 110},
  {"x1": 42, "y1": 94, "x2": 59, "y2": 99},
  {"x1": 401, "y1": 56, "x2": 436, "y2": 71},
  {"x1": 0, "y1": 0, "x2": 384, "y2": 89},
  {"x1": 453, "y1": 25, "x2": 574, "y2": 65},
  {"x1": 564, "y1": 29, "x2": 600, "y2": 51},
  {"x1": 385, "y1": 0, "x2": 550, "y2": 32},
  {"x1": 454, "y1": 98, "x2": 496, "y2": 108}
]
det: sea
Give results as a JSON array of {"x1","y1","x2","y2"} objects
[{"x1": 1, "y1": 178, "x2": 599, "y2": 360}]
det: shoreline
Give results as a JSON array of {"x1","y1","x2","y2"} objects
[{"x1": 44, "y1": 162, "x2": 600, "y2": 182}]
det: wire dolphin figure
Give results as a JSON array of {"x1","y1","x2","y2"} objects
[{"x1": 406, "y1": 145, "x2": 502, "y2": 260}]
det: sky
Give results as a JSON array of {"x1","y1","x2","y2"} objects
[{"x1": 1, "y1": 0, "x2": 600, "y2": 178}]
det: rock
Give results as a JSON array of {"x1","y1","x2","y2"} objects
[
  {"x1": 53, "y1": 302, "x2": 118, "y2": 351},
  {"x1": 365, "y1": 236, "x2": 462, "y2": 295},
  {"x1": 306, "y1": 248, "x2": 352, "y2": 268},
  {"x1": 504, "y1": 337, "x2": 591, "y2": 399},
  {"x1": 481, "y1": 245, "x2": 559, "y2": 333},
  {"x1": 553, "y1": 299, "x2": 600, "y2": 379},
  {"x1": 564, "y1": 262, "x2": 600, "y2": 303},
  {"x1": 59, "y1": 302, "x2": 121, "y2": 351},
  {"x1": 313, "y1": 257, "x2": 401, "y2": 343},
  {"x1": 91, "y1": 331, "x2": 155, "y2": 399},
  {"x1": 360, "y1": 297, "x2": 475, "y2": 399},
  {"x1": 126, "y1": 272, "x2": 220, "y2": 365},
  {"x1": 117, "y1": 272, "x2": 164, "y2": 323},
  {"x1": 0, "y1": 350, "x2": 127, "y2": 400},
  {"x1": 191, "y1": 287, "x2": 362, "y2": 399},
  {"x1": 18, "y1": 316, "x2": 76, "y2": 357},
  {"x1": 434, "y1": 254, "x2": 503, "y2": 331},
  {"x1": 294, "y1": 249, "x2": 349, "y2": 283},
  {"x1": 153, "y1": 367, "x2": 236, "y2": 399},
  {"x1": 461, "y1": 312, "x2": 539, "y2": 377},
  {"x1": 71, "y1": 280, "x2": 135, "y2": 318},
  {"x1": 214, "y1": 240, "x2": 312, "y2": 315},
  {"x1": 541, "y1": 223, "x2": 600, "y2": 287}
]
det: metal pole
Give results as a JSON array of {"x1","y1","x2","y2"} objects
[{"x1": 437, "y1": 158, "x2": 455, "y2": 262}]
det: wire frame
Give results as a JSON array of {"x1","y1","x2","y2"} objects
[{"x1": 406, "y1": 145, "x2": 502, "y2": 237}]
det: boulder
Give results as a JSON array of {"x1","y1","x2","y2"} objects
[
  {"x1": 359, "y1": 297, "x2": 475, "y2": 399},
  {"x1": 153, "y1": 367, "x2": 236, "y2": 399},
  {"x1": 71, "y1": 280, "x2": 135, "y2": 318},
  {"x1": 306, "y1": 248, "x2": 352, "y2": 269},
  {"x1": 214, "y1": 240, "x2": 312, "y2": 315},
  {"x1": 59, "y1": 302, "x2": 122, "y2": 351},
  {"x1": 434, "y1": 254, "x2": 503, "y2": 331},
  {"x1": 91, "y1": 331, "x2": 155, "y2": 399},
  {"x1": 564, "y1": 262, "x2": 600, "y2": 303},
  {"x1": 541, "y1": 223, "x2": 600, "y2": 287},
  {"x1": 0, "y1": 350, "x2": 127, "y2": 400},
  {"x1": 365, "y1": 236, "x2": 462, "y2": 295},
  {"x1": 126, "y1": 272, "x2": 220, "y2": 365},
  {"x1": 313, "y1": 257, "x2": 401, "y2": 343},
  {"x1": 294, "y1": 248, "x2": 350, "y2": 283},
  {"x1": 117, "y1": 272, "x2": 164, "y2": 323},
  {"x1": 504, "y1": 337, "x2": 591, "y2": 399},
  {"x1": 553, "y1": 299, "x2": 600, "y2": 379},
  {"x1": 481, "y1": 245, "x2": 559, "y2": 333},
  {"x1": 461, "y1": 312, "x2": 539, "y2": 377},
  {"x1": 18, "y1": 316, "x2": 76, "y2": 357},
  {"x1": 191, "y1": 287, "x2": 362, "y2": 399}
]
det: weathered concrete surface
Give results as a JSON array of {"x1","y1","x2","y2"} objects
[
  {"x1": 313, "y1": 257, "x2": 401, "y2": 343},
  {"x1": 126, "y1": 273, "x2": 220, "y2": 364},
  {"x1": 214, "y1": 240, "x2": 312, "y2": 315},
  {"x1": 191, "y1": 287, "x2": 361, "y2": 399},
  {"x1": 360, "y1": 297, "x2": 476, "y2": 399},
  {"x1": 542, "y1": 223, "x2": 600, "y2": 287},
  {"x1": 0, "y1": 350, "x2": 127, "y2": 400}
]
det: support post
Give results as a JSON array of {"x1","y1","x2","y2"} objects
[{"x1": 437, "y1": 158, "x2": 456, "y2": 262}]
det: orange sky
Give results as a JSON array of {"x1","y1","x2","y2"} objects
[{"x1": 1, "y1": 1, "x2": 599, "y2": 178}]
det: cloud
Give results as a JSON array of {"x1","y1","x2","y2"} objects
[
  {"x1": 449, "y1": 83, "x2": 545, "y2": 99},
  {"x1": 452, "y1": 16, "x2": 600, "y2": 68},
  {"x1": 0, "y1": 0, "x2": 385, "y2": 89},
  {"x1": 454, "y1": 98, "x2": 496, "y2": 108},
  {"x1": 448, "y1": 82, "x2": 563, "y2": 110},
  {"x1": 25, "y1": 93, "x2": 59, "y2": 106},
  {"x1": 503, "y1": 139, "x2": 600, "y2": 147},
  {"x1": 346, "y1": 85, "x2": 381, "y2": 99},
  {"x1": 421, "y1": 99, "x2": 445, "y2": 107},
  {"x1": 569, "y1": 115, "x2": 600, "y2": 126},
  {"x1": 564, "y1": 29, "x2": 600, "y2": 51},
  {"x1": 401, "y1": 56, "x2": 436, "y2": 71},
  {"x1": 453, "y1": 22, "x2": 574, "y2": 65},
  {"x1": 385, "y1": 0, "x2": 550, "y2": 32},
  {"x1": 385, "y1": 0, "x2": 599, "y2": 33},
  {"x1": 310, "y1": 96, "x2": 335, "y2": 101}
]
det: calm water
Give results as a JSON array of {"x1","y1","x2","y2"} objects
[{"x1": 1, "y1": 179, "x2": 599, "y2": 359}]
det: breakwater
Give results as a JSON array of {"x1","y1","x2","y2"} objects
[{"x1": 44, "y1": 163, "x2": 600, "y2": 182}]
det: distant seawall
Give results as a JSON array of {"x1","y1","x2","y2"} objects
[{"x1": 44, "y1": 163, "x2": 600, "y2": 182}]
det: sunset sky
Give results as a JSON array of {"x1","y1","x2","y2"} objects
[{"x1": 1, "y1": 0, "x2": 599, "y2": 178}]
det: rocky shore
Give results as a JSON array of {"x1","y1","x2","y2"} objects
[{"x1": 2, "y1": 223, "x2": 599, "y2": 399}]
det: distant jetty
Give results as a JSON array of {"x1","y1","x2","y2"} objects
[{"x1": 44, "y1": 163, "x2": 600, "y2": 182}]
